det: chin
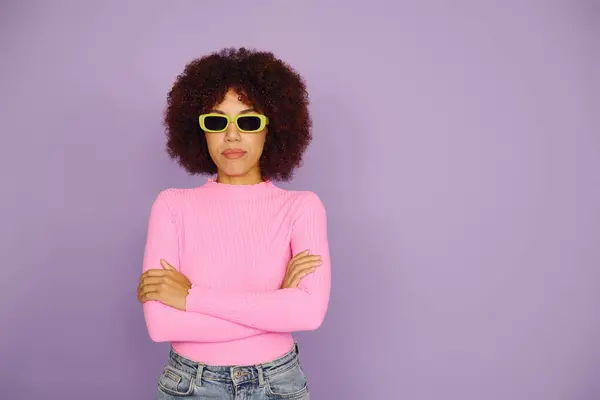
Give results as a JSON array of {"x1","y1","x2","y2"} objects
[{"x1": 220, "y1": 165, "x2": 250, "y2": 177}]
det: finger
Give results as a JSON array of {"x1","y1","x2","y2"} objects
[
  {"x1": 138, "y1": 277, "x2": 152, "y2": 296},
  {"x1": 290, "y1": 259, "x2": 322, "y2": 273},
  {"x1": 139, "y1": 276, "x2": 171, "y2": 287},
  {"x1": 143, "y1": 270, "x2": 190, "y2": 293},
  {"x1": 292, "y1": 256, "x2": 322, "y2": 267},
  {"x1": 290, "y1": 250, "x2": 311, "y2": 262},
  {"x1": 166, "y1": 269, "x2": 190, "y2": 285},
  {"x1": 286, "y1": 255, "x2": 320, "y2": 273},
  {"x1": 139, "y1": 291, "x2": 161, "y2": 303},
  {"x1": 141, "y1": 267, "x2": 170, "y2": 277},
  {"x1": 289, "y1": 267, "x2": 317, "y2": 287},
  {"x1": 141, "y1": 275, "x2": 188, "y2": 294},
  {"x1": 140, "y1": 269, "x2": 169, "y2": 281},
  {"x1": 289, "y1": 262, "x2": 320, "y2": 284},
  {"x1": 290, "y1": 261, "x2": 319, "y2": 277},
  {"x1": 161, "y1": 259, "x2": 176, "y2": 270},
  {"x1": 138, "y1": 284, "x2": 161, "y2": 301},
  {"x1": 139, "y1": 271, "x2": 166, "y2": 287},
  {"x1": 294, "y1": 254, "x2": 321, "y2": 261},
  {"x1": 161, "y1": 268, "x2": 191, "y2": 288},
  {"x1": 139, "y1": 280, "x2": 179, "y2": 299},
  {"x1": 139, "y1": 270, "x2": 154, "y2": 283},
  {"x1": 284, "y1": 261, "x2": 320, "y2": 288}
]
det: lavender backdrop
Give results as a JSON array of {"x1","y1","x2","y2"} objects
[{"x1": 1, "y1": 1, "x2": 598, "y2": 399}]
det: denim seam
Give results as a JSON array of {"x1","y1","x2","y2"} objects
[{"x1": 263, "y1": 358, "x2": 300, "y2": 378}]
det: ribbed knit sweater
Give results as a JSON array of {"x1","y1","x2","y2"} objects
[{"x1": 141, "y1": 178, "x2": 331, "y2": 365}]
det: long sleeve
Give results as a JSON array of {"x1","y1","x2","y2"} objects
[
  {"x1": 141, "y1": 190, "x2": 267, "y2": 343},
  {"x1": 185, "y1": 192, "x2": 331, "y2": 332}
]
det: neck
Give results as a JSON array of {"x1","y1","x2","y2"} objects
[
  {"x1": 216, "y1": 170, "x2": 262, "y2": 186},
  {"x1": 204, "y1": 174, "x2": 276, "y2": 200}
]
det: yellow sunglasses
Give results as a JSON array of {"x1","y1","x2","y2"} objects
[{"x1": 199, "y1": 113, "x2": 269, "y2": 133}]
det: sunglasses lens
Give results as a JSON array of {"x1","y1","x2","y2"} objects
[
  {"x1": 203, "y1": 116, "x2": 228, "y2": 131},
  {"x1": 237, "y1": 116, "x2": 262, "y2": 132}
]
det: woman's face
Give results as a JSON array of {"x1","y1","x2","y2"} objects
[{"x1": 204, "y1": 89, "x2": 267, "y2": 184}]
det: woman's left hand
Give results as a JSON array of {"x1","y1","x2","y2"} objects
[{"x1": 137, "y1": 259, "x2": 191, "y2": 311}]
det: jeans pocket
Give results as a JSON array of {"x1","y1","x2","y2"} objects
[
  {"x1": 157, "y1": 365, "x2": 195, "y2": 397},
  {"x1": 265, "y1": 361, "x2": 309, "y2": 399}
]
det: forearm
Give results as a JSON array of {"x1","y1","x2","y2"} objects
[
  {"x1": 185, "y1": 284, "x2": 330, "y2": 332},
  {"x1": 143, "y1": 302, "x2": 266, "y2": 343}
]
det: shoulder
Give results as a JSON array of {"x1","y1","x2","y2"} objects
[
  {"x1": 281, "y1": 189, "x2": 327, "y2": 218},
  {"x1": 298, "y1": 190, "x2": 325, "y2": 209},
  {"x1": 150, "y1": 187, "x2": 195, "y2": 214},
  {"x1": 153, "y1": 187, "x2": 188, "y2": 203}
]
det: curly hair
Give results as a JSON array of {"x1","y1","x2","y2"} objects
[{"x1": 163, "y1": 47, "x2": 312, "y2": 182}]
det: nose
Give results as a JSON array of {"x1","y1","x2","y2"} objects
[{"x1": 224, "y1": 119, "x2": 241, "y2": 142}]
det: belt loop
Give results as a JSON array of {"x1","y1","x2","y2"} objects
[
  {"x1": 256, "y1": 364, "x2": 265, "y2": 387},
  {"x1": 195, "y1": 364, "x2": 204, "y2": 387},
  {"x1": 295, "y1": 341, "x2": 299, "y2": 355}
]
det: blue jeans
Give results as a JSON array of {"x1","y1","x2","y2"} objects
[{"x1": 156, "y1": 343, "x2": 310, "y2": 399}]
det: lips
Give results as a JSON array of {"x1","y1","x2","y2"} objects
[{"x1": 222, "y1": 149, "x2": 247, "y2": 159}]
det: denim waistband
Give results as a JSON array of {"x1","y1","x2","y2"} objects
[{"x1": 166, "y1": 342, "x2": 301, "y2": 387}]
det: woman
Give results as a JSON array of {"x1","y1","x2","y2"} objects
[{"x1": 137, "y1": 47, "x2": 331, "y2": 399}]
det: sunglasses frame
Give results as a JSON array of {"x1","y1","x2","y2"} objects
[{"x1": 198, "y1": 113, "x2": 269, "y2": 133}]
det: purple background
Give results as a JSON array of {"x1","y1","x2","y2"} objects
[{"x1": 1, "y1": 1, "x2": 599, "y2": 399}]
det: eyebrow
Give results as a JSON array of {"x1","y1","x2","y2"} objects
[{"x1": 209, "y1": 108, "x2": 256, "y2": 115}]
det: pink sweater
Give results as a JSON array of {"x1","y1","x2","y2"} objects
[{"x1": 141, "y1": 178, "x2": 331, "y2": 365}]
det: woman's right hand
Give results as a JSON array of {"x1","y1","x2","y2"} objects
[{"x1": 280, "y1": 250, "x2": 322, "y2": 289}]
